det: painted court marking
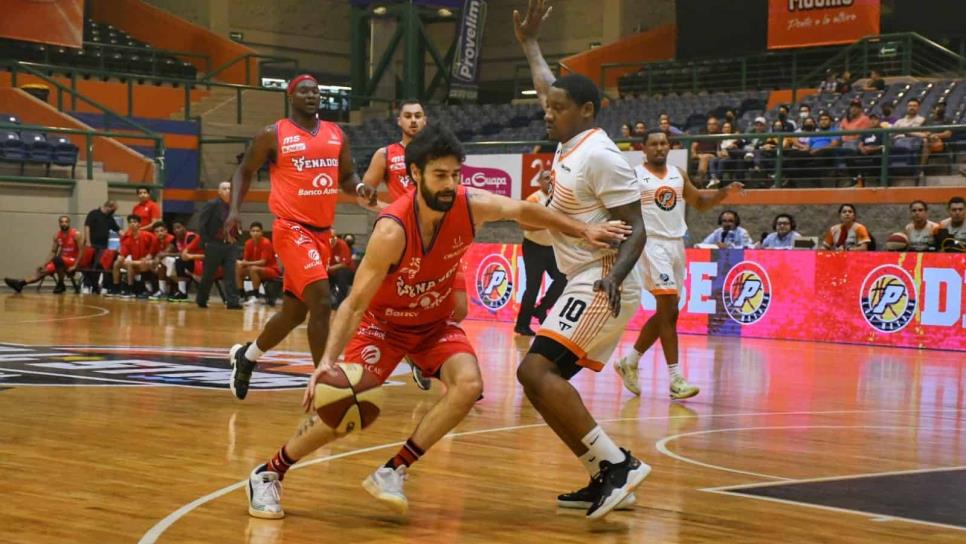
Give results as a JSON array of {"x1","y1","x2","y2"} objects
[
  {"x1": 0, "y1": 301, "x2": 111, "y2": 324},
  {"x1": 139, "y1": 408, "x2": 966, "y2": 543}
]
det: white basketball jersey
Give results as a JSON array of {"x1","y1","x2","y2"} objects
[
  {"x1": 635, "y1": 164, "x2": 687, "y2": 238},
  {"x1": 548, "y1": 128, "x2": 640, "y2": 276}
]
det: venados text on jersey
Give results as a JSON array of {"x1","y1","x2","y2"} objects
[{"x1": 291, "y1": 156, "x2": 340, "y2": 172}]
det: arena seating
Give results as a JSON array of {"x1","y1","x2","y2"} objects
[{"x1": 0, "y1": 113, "x2": 79, "y2": 176}]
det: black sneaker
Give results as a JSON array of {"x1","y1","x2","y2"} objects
[
  {"x1": 557, "y1": 480, "x2": 636, "y2": 510},
  {"x1": 167, "y1": 291, "x2": 188, "y2": 302},
  {"x1": 229, "y1": 342, "x2": 256, "y2": 400},
  {"x1": 585, "y1": 449, "x2": 651, "y2": 520},
  {"x1": 52, "y1": 282, "x2": 66, "y2": 294},
  {"x1": 409, "y1": 358, "x2": 431, "y2": 391},
  {"x1": 4, "y1": 278, "x2": 26, "y2": 293}
]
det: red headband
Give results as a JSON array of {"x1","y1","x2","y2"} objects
[{"x1": 287, "y1": 74, "x2": 318, "y2": 95}]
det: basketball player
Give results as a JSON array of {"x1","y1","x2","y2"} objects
[
  {"x1": 147, "y1": 223, "x2": 176, "y2": 300},
  {"x1": 361, "y1": 99, "x2": 463, "y2": 391},
  {"x1": 108, "y1": 214, "x2": 157, "y2": 298},
  {"x1": 614, "y1": 129, "x2": 743, "y2": 400},
  {"x1": 236, "y1": 221, "x2": 280, "y2": 305},
  {"x1": 224, "y1": 74, "x2": 378, "y2": 400},
  {"x1": 513, "y1": 0, "x2": 651, "y2": 520},
  {"x1": 162, "y1": 220, "x2": 194, "y2": 302},
  {"x1": 243, "y1": 124, "x2": 631, "y2": 519},
  {"x1": 4, "y1": 215, "x2": 83, "y2": 294}
]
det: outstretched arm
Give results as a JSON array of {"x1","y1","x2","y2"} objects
[
  {"x1": 682, "y1": 169, "x2": 743, "y2": 211},
  {"x1": 467, "y1": 187, "x2": 630, "y2": 248},
  {"x1": 514, "y1": 0, "x2": 555, "y2": 110},
  {"x1": 226, "y1": 125, "x2": 276, "y2": 238}
]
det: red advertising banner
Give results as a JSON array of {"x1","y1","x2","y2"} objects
[
  {"x1": 520, "y1": 152, "x2": 554, "y2": 200},
  {"x1": 768, "y1": 0, "x2": 880, "y2": 50},
  {"x1": 0, "y1": 0, "x2": 84, "y2": 48},
  {"x1": 464, "y1": 244, "x2": 966, "y2": 352}
]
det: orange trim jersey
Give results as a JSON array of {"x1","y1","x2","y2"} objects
[
  {"x1": 367, "y1": 185, "x2": 475, "y2": 328},
  {"x1": 269, "y1": 118, "x2": 344, "y2": 227},
  {"x1": 55, "y1": 228, "x2": 80, "y2": 260},
  {"x1": 635, "y1": 164, "x2": 686, "y2": 238},
  {"x1": 384, "y1": 142, "x2": 414, "y2": 201}
]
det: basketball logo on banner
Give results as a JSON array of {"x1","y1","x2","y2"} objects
[
  {"x1": 475, "y1": 253, "x2": 513, "y2": 310},
  {"x1": 859, "y1": 265, "x2": 918, "y2": 333},
  {"x1": 722, "y1": 261, "x2": 772, "y2": 324}
]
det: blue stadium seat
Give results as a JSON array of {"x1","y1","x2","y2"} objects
[
  {"x1": 20, "y1": 131, "x2": 53, "y2": 169},
  {"x1": 0, "y1": 130, "x2": 27, "y2": 165},
  {"x1": 51, "y1": 136, "x2": 79, "y2": 177},
  {"x1": 0, "y1": 113, "x2": 20, "y2": 126}
]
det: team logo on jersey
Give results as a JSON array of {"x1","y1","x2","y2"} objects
[
  {"x1": 291, "y1": 156, "x2": 339, "y2": 173},
  {"x1": 859, "y1": 265, "x2": 918, "y2": 333},
  {"x1": 360, "y1": 345, "x2": 381, "y2": 365},
  {"x1": 654, "y1": 186, "x2": 677, "y2": 211},
  {"x1": 721, "y1": 261, "x2": 772, "y2": 324},
  {"x1": 0, "y1": 344, "x2": 310, "y2": 390},
  {"x1": 281, "y1": 142, "x2": 306, "y2": 154},
  {"x1": 398, "y1": 257, "x2": 421, "y2": 279},
  {"x1": 475, "y1": 254, "x2": 513, "y2": 310}
]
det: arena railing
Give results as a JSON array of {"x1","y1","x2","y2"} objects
[{"x1": 0, "y1": 122, "x2": 164, "y2": 183}]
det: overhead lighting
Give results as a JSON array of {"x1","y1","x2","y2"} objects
[
  {"x1": 438, "y1": 8, "x2": 453, "y2": 17},
  {"x1": 521, "y1": 90, "x2": 538, "y2": 96},
  {"x1": 373, "y1": 5, "x2": 387, "y2": 15}
]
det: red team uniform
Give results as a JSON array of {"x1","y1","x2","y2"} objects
[
  {"x1": 384, "y1": 142, "x2": 414, "y2": 201},
  {"x1": 244, "y1": 237, "x2": 280, "y2": 280},
  {"x1": 343, "y1": 186, "x2": 476, "y2": 383},
  {"x1": 120, "y1": 229, "x2": 156, "y2": 261},
  {"x1": 133, "y1": 199, "x2": 161, "y2": 228},
  {"x1": 269, "y1": 118, "x2": 344, "y2": 299},
  {"x1": 46, "y1": 228, "x2": 80, "y2": 273}
]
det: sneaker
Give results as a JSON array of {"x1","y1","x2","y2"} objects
[
  {"x1": 120, "y1": 288, "x2": 135, "y2": 299},
  {"x1": 103, "y1": 287, "x2": 120, "y2": 298},
  {"x1": 230, "y1": 342, "x2": 256, "y2": 400},
  {"x1": 669, "y1": 376, "x2": 700, "y2": 400},
  {"x1": 706, "y1": 177, "x2": 721, "y2": 189},
  {"x1": 410, "y1": 358, "x2": 431, "y2": 391},
  {"x1": 148, "y1": 291, "x2": 166, "y2": 301},
  {"x1": 362, "y1": 465, "x2": 409, "y2": 514},
  {"x1": 244, "y1": 296, "x2": 259, "y2": 306},
  {"x1": 135, "y1": 291, "x2": 150, "y2": 300},
  {"x1": 4, "y1": 278, "x2": 26, "y2": 293},
  {"x1": 52, "y1": 282, "x2": 66, "y2": 294},
  {"x1": 557, "y1": 481, "x2": 636, "y2": 510},
  {"x1": 613, "y1": 355, "x2": 641, "y2": 396},
  {"x1": 246, "y1": 466, "x2": 284, "y2": 519},
  {"x1": 167, "y1": 291, "x2": 188, "y2": 302},
  {"x1": 585, "y1": 449, "x2": 651, "y2": 520}
]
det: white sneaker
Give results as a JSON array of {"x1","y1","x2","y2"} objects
[
  {"x1": 246, "y1": 467, "x2": 284, "y2": 519},
  {"x1": 244, "y1": 296, "x2": 259, "y2": 306},
  {"x1": 669, "y1": 376, "x2": 700, "y2": 400},
  {"x1": 613, "y1": 355, "x2": 641, "y2": 396},
  {"x1": 362, "y1": 465, "x2": 409, "y2": 514}
]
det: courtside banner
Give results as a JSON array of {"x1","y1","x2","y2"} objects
[
  {"x1": 0, "y1": 0, "x2": 84, "y2": 48},
  {"x1": 449, "y1": 0, "x2": 488, "y2": 100},
  {"x1": 462, "y1": 153, "x2": 519, "y2": 198},
  {"x1": 767, "y1": 0, "x2": 880, "y2": 50},
  {"x1": 465, "y1": 244, "x2": 965, "y2": 352}
]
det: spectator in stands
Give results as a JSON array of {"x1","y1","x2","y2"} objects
[
  {"x1": 4, "y1": 215, "x2": 84, "y2": 294},
  {"x1": 806, "y1": 112, "x2": 842, "y2": 184},
  {"x1": 691, "y1": 116, "x2": 720, "y2": 185},
  {"x1": 879, "y1": 103, "x2": 897, "y2": 125},
  {"x1": 892, "y1": 98, "x2": 926, "y2": 153},
  {"x1": 617, "y1": 122, "x2": 633, "y2": 151},
  {"x1": 861, "y1": 69, "x2": 886, "y2": 92},
  {"x1": 236, "y1": 221, "x2": 280, "y2": 306},
  {"x1": 822, "y1": 204, "x2": 871, "y2": 251},
  {"x1": 798, "y1": 104, "x2": 812, "y2": 123},
  {"x1": 632, "y1": 120, "x2": 647, "y2": 150},
  {"x1": 904, "y1": 200, "x2": 938, "y2": 252},
  {"x1": 701, "y1": 210, "x2": 754, "y2": 249},
  {"x1": 708, "y1": 120, "x2": 740, "y2": 188},
  {"x1": 195, "y1": 181, "x2": 241, "y2": 309},
  {"x1": 853, "y1": 112, "x2": 885, "y2": 186},
  {"x1": 658, "y1": 113, "x2": 683, "y2": 136},
  {"x1": 164, "y1": 219, "x2": 194, "y2": 302},
  {"x1": 840, "y1": 99, "x2": 873, "y2": 147},
  {"x1": 108, "y1": 215, "x2": 157, "y2": 297},
  {"x1": 760, "y1": 213, "x2": 802, "y2": 249},
  {"x1": 819, "y1": 70, "x2": 839, "y2": 94},
  {"x1": 133, "y1": 186, "x2": 162, "y2": 232},
  {"x1": 836, "y1": 71, "x2": 853, "y2": 94},
  {"x1": 327, "y1": 229, "x2": 354, "y2": 309},
  {"x1": 919, "y1": 101, "x2": 954, "y2": 180},
  {"x1": 83, "y1": 200, "x2": 120, "y2": 293},
  {"x1": 775, "y1": 105, "x2": 795, "y2": 131},
  {"x1": 741, "y1": 117, "x2": 770, "y2": 181},
  {"x1": 148, "y1": 223, "x2": 176, "y2": 300},
  {"x1": 933, "y1": 196, "x2": 966, "y2": 251}
]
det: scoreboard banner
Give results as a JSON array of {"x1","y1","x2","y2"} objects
[
  {"x1": 768, "y1": 0, "x2": 880, "y2": 50},
  {"x1": 464, "y1": 244, "x2": 966, "y2": 352}
]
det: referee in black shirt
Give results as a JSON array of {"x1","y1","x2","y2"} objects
[
  {"x1": 83, "y1": 200, "x2": 120, "y2": 293},
  {"x1": 196, "y1": 181, "x2": 242, "y2": 309}
]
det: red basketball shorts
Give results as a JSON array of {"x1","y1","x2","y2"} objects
[
  {"x1": 343, "y1": 314, "x2": 477, "y2": 384},
  {"x1": 45, "y1": 256, "x2": 76, "y2": 273},
  {"x1": 272, "y1": 218, "x2": 331, "y2": 301}
]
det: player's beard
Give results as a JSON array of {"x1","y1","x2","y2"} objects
[
  {"x1": 59, "y1": 225, "x2": 69, "y2": 232},
  {"x1": 419, "y1": 180, "x2": 456, "y2": 212}
]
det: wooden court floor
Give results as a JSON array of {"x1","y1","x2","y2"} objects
[{"x1": 1, "y1": 294, "x2": 964, "y2": 543}]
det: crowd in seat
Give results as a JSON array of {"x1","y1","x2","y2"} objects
[
  {"x1": 0, "y1": 113, "x2": 79, "y2": 176},
  {"x1": 0, "y1": 18, "x2": 197, "y2": 81}
]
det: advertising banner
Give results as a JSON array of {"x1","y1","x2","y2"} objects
[
  {"x1": 449, "y1": 0, "x2": 488, "y2": 101},
  {"x1": 465, "y1": 245, "x2": 965, "y2": 352},
  {"x1": 768, "y1": 0, "x2": 880, "y2": 50},
  {"x1": 462, "y1": 153, "x2": 519, "y2": 198}
]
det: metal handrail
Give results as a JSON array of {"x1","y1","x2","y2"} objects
[
  {"x1": 201, "y1": 53, "x2": 299, "y2": 86},
  {"x1": 81, "y1": 40, "x2": 211, "y2": 71}
]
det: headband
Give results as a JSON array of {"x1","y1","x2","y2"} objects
[{"x1": 287, "y1": 74, "x2": 319, "y2": 95}]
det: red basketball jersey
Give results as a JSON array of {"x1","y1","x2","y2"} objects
[
  {"x1": 176, "y1": 231, "x2": 198, "y2": 252},
  {"x1": 269, "y1": 118, "x2": 344, "y2": 228},
  {"x1": 384, "y1": 142, "x2": 413, "y2": 201},
  {"x1": 368, "y1": 185, "x2": 474, "y2": 327},
  {"x1": 56, "y1": 228, "x2": 79, "y2": 259}
]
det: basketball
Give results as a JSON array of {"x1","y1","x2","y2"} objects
[
  {"x1": 885, "y1": 232, "x2": 909, "y2": 251},
  {"x1": 312, "y1": 362, "x2": 384, "y2": 434}
]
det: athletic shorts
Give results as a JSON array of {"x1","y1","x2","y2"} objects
[
  {"x1": 256, "y1": 267, "x2": 280, "y2": 281},
  {"x1": 535, "y1": 257, "x2": 641, "y2": 372},
  {"x1": 272, "y1": 218, "x2": 331, "y2": 301},
  {"x1": 343, "y1": 314, "x2": 476, "y2": 384},
  {"x1": 639, "y1": 236, "x2": 686, "y2": 296},
  {"x1": 45, "y1": 256, "x2": 76, "y2": 274}
]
